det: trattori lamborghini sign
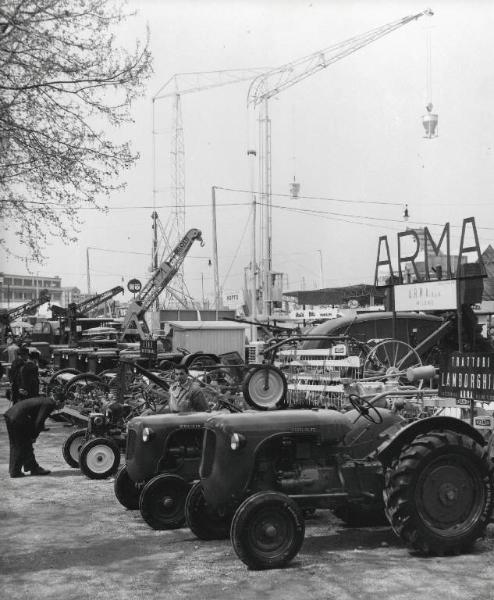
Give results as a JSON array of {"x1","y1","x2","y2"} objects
[{"x1": 439, "y1": 353, "x2": 494, "y2": 403}]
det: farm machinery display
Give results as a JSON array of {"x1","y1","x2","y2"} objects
[{"x1": 185, "y1": 387, "x2": 494, "y2": 570}]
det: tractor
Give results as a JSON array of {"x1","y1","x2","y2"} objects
[
  {"x1": 184, "y1": 395, "x2": 494, "y2": 570},
  {"x1": 114, "y1": 386, "x2": 242, "y2": 529}
]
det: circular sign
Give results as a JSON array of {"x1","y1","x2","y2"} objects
[
  {"x1": 127, "y1": 278, "x2": 142, "y2": 294},
  {"x1": 348, "y1": 299, "x2": 359, "y2": 309}
]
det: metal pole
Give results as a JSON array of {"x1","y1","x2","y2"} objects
[
  {"x1": 211, "y1": 186, "x2": 221, "y2": 309},
  {"x1": 248, "y1": 148, "x2": 258, "y2": 342},
  {"x1": 317, "y1": 250, "x2": 324, "y2": 288},
  {"x1": 86, "y1": 248, "x2": 91, "y2": 295},
  {"x1": 264, "y1": 98, "x2": 272, "y2": 316}
]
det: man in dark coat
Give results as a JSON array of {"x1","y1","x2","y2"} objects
[
  {"x1": 4, "y1": 396, "x2": 61, "y2": 477},
  {"x1": 19, "y1": 351, "x2": 40, "y2": 399},
  {"x1": 8, "y1": 345, "x2": 29, "y2": 404}
]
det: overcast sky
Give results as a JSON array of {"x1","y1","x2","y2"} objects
[{"x1": 3, "y1": 0, "x2": 494, "y2": 303}]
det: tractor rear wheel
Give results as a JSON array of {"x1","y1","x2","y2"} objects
[
  {"x1": 185, "y1": 481, "x2": 231, "y2": 540},
  {"x1": 62, "y1": 429, "x2": 87, "y2": 468},
  {"x1": 384, "y1": 430, "x2": 494, "y2": 555},
  {"x1": 231, "y1": 491, "x2": 305, "y2": 570},
  {"x1": 139, "y1": 474, "x2": 191, "y2": 529},
  {"x1": 79, "y1": 437, "x2": 120, "y2": 480},
  {"x1": 114, "y1": 465, "x2": 140, "y2": 510}
]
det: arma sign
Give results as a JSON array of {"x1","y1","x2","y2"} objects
[
  {"x1": 374, "y1": 217, "x2": 484, "y2": 287},
  {"x1": 439, "y1": 352, "x2": 494, "y2": 403}
]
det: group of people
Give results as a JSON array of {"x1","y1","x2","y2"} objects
[{"x1": 4, "y1": 337, "x2": 61, "y2": 479}]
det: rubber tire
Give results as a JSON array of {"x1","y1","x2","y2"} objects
[
  {"x1": 230, "y1": 491, "x2": 305, "y2": 570},
  {"x1": 139, "y1": 474, "x2": 191, "y2": 530},
  {"x1": 384, "y1": 430, "x2": 494, "y2": 555},
  {"x1": 62, "y1": 429, "x2": 88, "y2": 468},
  {"x1": 79, "y1": 437, "x2": 121, "y2": 480},
  {"x1": 185, "y1": 481, "x2": 231, "y2": 540},
  {"x1": 241, "y1": 365, "x2": 287, "y2": 410},
  {"x1": 114, "y1": 465, "x2": 141, "y2": 510}
]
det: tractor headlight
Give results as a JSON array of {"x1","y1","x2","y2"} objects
[
  {"x1": 142, "y1": 427, "x2": 154, "y2": 442},
  {"x1": 230, "y1": 432, "x2": 246, "y2": 451},
  {"x1": 93, "y1": 415, "x2": 104, "y2": 427}
]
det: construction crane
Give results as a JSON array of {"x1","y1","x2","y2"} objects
[
  {"x1": 247, "y1": 8, "x2": 433, "y2": 316},
  {"x1": 151, "y1": 69, "x2": 266, "y2": 308},
  {"x1": 50, "y1": 285, "x2": 124, "y2": 347},
  {"x1": 120, "y1": 228, "x2": 204, "y2": 341},
  {"x1": 0, "y1": 290, "x2": 51, "y2": 343}
]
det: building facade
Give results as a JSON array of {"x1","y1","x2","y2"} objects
[{"x1": 0, "y1": 272, "x2": 63, "y2": 309}]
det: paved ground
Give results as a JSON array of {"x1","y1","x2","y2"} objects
[{"x1": 1, "y1": 391, "x2": 493, "y2": 600}]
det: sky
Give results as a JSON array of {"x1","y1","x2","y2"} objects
[{"x1": 3, "y1": 0, "x2": 494, "y2": 305}]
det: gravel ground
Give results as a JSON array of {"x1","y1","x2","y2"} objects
[{"x1": 1, "y1": 392, "x2": 493, "y2": 600}]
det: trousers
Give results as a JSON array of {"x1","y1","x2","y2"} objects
[{"x1": 4, "y1": 415, "x2": 38, "y2": 475}]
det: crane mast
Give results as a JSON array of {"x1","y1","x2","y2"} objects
[
  {"x1": 248, "y1": 8, "x2": 433, "y2": 316},
  {"x1": 0, "y1": 291, "x2": 51, "y2": 343},
  {"x1": 152, "y1": 68, "x2": 267, "y2": 308},
  {"x1": 120, "y1": 228, "x2": 204, "y2": 340}
]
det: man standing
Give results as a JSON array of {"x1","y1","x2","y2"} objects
[
  {"x1": 19, "y1": 350, "x2": 40, "y2": 399},
  {"x1": 168, "y1": 364, "x2": 210, "y2": 413},
  {"x1": 6, "y1": 336, "x2": 20, "y2": 363},
  {"x1": 4, "y1": 396, "x2": 61, "y2": 477},
  {"x1": 8, "y1": 345, "x2": 29, "y2": 404}
]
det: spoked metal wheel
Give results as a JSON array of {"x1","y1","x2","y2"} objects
[
  {"x1": 363, "y1": 339, "x2": 423, "y2": 388},
  {"x1": 79, "y1": 437, "x2": 120, "y2": 480},
  {"x1": 63, "y1": 374, "x2": 110, "y2": 412},
  {"x1": 242, "y1": 365, "x2": 287, "y2": 410},
  {"x1": 139, "y1": 474, "x2": 191, "y2": 529},
  {"x1": 231, "y1": 491, "x2": 305, "y2": 570},
  {"x1": 62, "y1": 429, "x2": 88, "y2": 468}
]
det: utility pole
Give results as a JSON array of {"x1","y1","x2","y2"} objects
[
  {"x1": 211, "y1": 186, "x2": 221, "y2": 309},
  {"x1": 86, "y1": 248, "x2": 91, "y2": 295}
]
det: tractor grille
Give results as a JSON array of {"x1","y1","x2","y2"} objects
[
  {"x1": 199, "y1": 429, "x2": 216, "y2": 479},
  {"x1": 126, "y1": 428, "x2": 137, "y2": 460}
]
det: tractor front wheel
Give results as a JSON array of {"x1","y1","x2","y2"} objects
[
  {"x1": 79, "y1": 437, "x2": 120, "y2": 480},
  {"x1": 230, "y1": 491, "x2": 305, "y2": 570},
  {"x1": 384, "y1": 430, "x2": 494, "y2": 555},
  {"x1": 114, "y1": 465, "x2": 140, "y2": 510},
  {"x1": 185, "y1": 482, "x2": 231, "y2": 540},
  {"x1": 62, "y1": 429, "x2": 87, "y2": 468},
  {"x1": 139, "y1": 474, "x2": 191, "y2": 529}
]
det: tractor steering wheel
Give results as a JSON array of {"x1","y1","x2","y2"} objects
[{"x1": 348, "y1": 394, "x2": 383, "y2": 424}]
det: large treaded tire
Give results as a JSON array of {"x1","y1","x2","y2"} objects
[
  {"x1": 185, "y1": 481, "x2": 231, "y2": 540},
  {"x1": 230, "y1": 491, "x2": 305, "y2": 570},
  {"x1": 114, "y1": 465, "x2": 141, "y2": 510},
  {"x1": 384, "y1": 430, "x2": 494, "y2": 555},
  {"x1": 62, "y1": 429, "x2": 88, "y2": 468}
]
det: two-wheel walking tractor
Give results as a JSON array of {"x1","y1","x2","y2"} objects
[
  {"x1": 62, "y1": 402, "x2": 133, "y2": 479},
  {"x1": 184, "y1": 400, "x2": 494, "y2": 570}
]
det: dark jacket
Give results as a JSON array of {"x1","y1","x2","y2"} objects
[
  {"x1": 20, "y1": 360, "x2": 40, "y2": 398},
  {"x1": 5, "y1": 397, "x2": 56, "y2": 439}
]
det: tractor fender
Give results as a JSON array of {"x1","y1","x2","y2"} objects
[{"x1": 377, "y1": 416, "x2": 486, "y2": 467}]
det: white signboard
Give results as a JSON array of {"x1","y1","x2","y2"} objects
[{"x1": 394, "y1": 279, "x2": 457, "y2": 311}]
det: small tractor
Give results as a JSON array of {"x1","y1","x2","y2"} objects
[
  {"x1": 116, "y1": 390, "x2": 242, "y2": 530},
  {"x1": 184, "y1": 395, "x2": 494, "y2": 570}
]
